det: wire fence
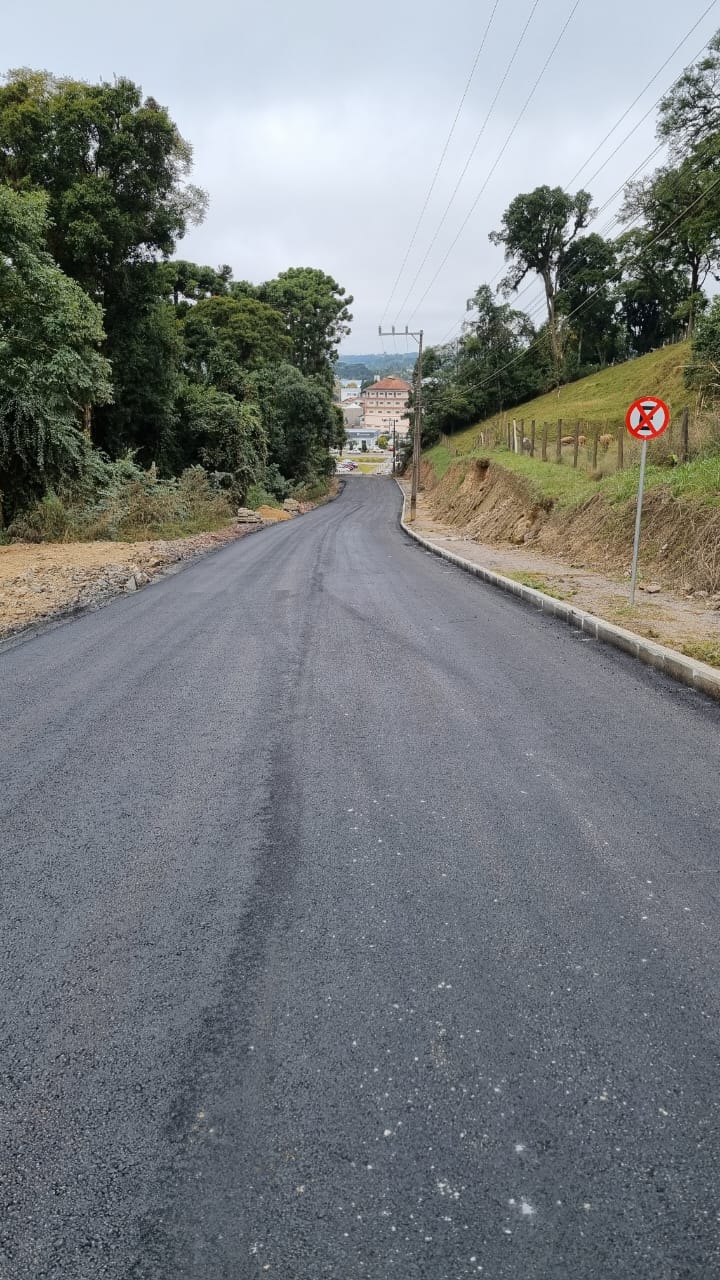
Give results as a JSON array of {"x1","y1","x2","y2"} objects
[{"x1": 440, "y1": 407, "x2": 717, "y2": 476}]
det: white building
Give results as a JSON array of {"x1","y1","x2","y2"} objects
[{"x1": 360, "y1": 376, "x2": 412, "y2": 434}]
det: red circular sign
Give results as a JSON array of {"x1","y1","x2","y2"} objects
[{"x1": 625, "y1": 396, "x2": 670, "y2": 440}]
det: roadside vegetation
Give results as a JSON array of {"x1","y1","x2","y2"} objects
[
  {"x1": 0, "y1": 71, "x2": 351, "y2": 540},
  {"x1": 403, "y1": 33, "x2": 720, "y2": 508}
]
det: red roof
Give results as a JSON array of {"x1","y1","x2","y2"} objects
[{"x1": 363, "y1": 377, "x2": 411, "y2": 393}]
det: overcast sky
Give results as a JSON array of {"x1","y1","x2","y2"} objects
[{"x1": 4, "y1": 1, "x2": 720, "y2": 351}]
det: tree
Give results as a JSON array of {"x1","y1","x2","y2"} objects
[
  {"x1": 0, "y1": 186, "x2": 112, "y2": 521},
  {"x1": 0, "y1": 70, "x2": 206, "y2": 292},
  {"x1": 556, "y1": 234, "x2": 620, "y2": 370},
  {"x1": 489, "y1": 186, "x2": 594, "y2": 377},
  {"x1": 421, "y1": 285, "x2": 540, "y2": 439},
  {"x1": 0, "y1": 70, "x2": 207, "y2": 456},
  {"x1": 256, "y1": 362, "x2": 345, "y2": 482},
  {"x1": 657, "y1": 31, "x2": 720, "y2": 160},
  {"x1": 165, "y1": 260, "x2": 232, "y2": 310},
  {"x1": 615, "y1": 229, "x2": 687, "y2": 355},
  {"x1": 622, "y1": 160, "x2": 720, "y2": 336},
  {"x1": 685, "y1": 296, "x2": 720, "y2": 398},
  {"x1": 175, "y1": 383, "x2": 266, "y2": 502},
  {"x1": 182, "y1": 294, "x2": 292, "y2": 393},
  {"x1": 261, "y1": 267, "x2": 353, "y2": 380}
]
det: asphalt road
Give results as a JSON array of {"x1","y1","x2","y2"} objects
[{"x1": 2, "y1": 476, "x2": 720, "y2": 1280}]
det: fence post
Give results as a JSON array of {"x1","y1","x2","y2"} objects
[
  {"x1": 617, "y1": 424, "x2": 624, "y2": 471},
  {"x1": 519, "y1": 418, "x2": 524, "y2": 453},
  {"x1": 542, "y1": 421, "x2": 548, "y2": 461},
  {"x1": 506, "y1": 421, "x2": 512, "y2": 451},
  {"x1": 573, "y1": 420, "x2": 580, "y2": 468},
  {"x1": 556, "y1": 418, "x2": 563, "y2": 463},
  {"x1": 592, "y1": 424, "x2": 599, "y2": 471},
  {"x1": 530, "y1": 419, "x2": 536, "y2": 457},
  {"x1": 680, "y1": 406, "x2": 689, "y2": 463}
]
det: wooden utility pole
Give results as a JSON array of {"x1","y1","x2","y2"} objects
[{"x1": 378, "y1": 325, "x2": 423, "y2": 520}]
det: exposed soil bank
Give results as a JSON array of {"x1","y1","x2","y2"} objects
[
  {"x1": 404, "y1": 465, "x2": 720, "y2": 663},
  {"x1": 421, "y1": 458, "x2": 720, "y2": 596}
]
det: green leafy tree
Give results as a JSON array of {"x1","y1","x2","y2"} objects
[
  {"x1": 165, "y1": 260, "x2": 232, "y2": 310},
  {"x1": 0, "y1": 69, "x2": 207, "y2": 456},
  {"x1": 489, "y1": 186, "x2": 594, "y2": 377},
  {"x1": 421, "y1": 285, "x2": 540, "y2": 439},
  {"x1": 175, "y1": 383, "x2": 265, "y2": 502},
  {"x1": 182, "y1": 294, "x2": 292, "y2": 393},
  {"x1": 685, "y1": 296, "x2": 720, "y2": 397},
  {"x1": 657, "y1": 31, "x2": 720, "y2": 159},
  {"x1": 622, "y1": 161, "x2": 720, "y2": 336},
  {"x1": 261, "y1": 267, "x2": 353, "y2": 380},
  {"x1": 257, "y1": 362, "x2": 345, "y2": 481},
  {"x1": 0, "y1": 186, "x2": 112, "y2": 521},
  {"x1": 556, "y1": 233, "x2": 620, "y2": 370},
  {"x1": 616, "y1": 228, "x2": 691, "y2": 354}
]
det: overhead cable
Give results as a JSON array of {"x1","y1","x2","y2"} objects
[{"x1": 380, "y1": 0, "x2": 502, "y2": 324}]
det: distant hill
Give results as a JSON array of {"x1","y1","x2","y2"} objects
[{"x1": 337, "y1": 352, "x2": 416, "y2": 381}]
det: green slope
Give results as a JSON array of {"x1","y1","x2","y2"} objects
[{"x1": 450, "y1": 341, "x2": 692, "y2": 450}]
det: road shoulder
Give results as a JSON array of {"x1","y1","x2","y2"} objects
[{"x1": 397, "y1": 479, "x2": 720, "y2": 702}]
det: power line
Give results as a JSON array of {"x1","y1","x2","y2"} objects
[
  {"x1": 391, "y1": 0, "x2": 542, "y2": 326},
  {"x1": 380, "y1": 0, "x2": 502, "y2": 325},
  {"x1": 566, "y1": 0, "x2": 719, "y2": 188},
  {"x1": 405, "y1": 0, "x2": 583, "y2": 326},
  {"x1": 437, "y1": 18, "x2": 720, "y2": 344}
]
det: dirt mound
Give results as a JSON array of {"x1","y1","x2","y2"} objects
[
  {"x1": 423, "y1": 458, "x2": 720, "y2": 593},
  {"x1": 256, "y1": 505, "x2": 291, "y2": 522},
  {"x1": 426, "y1": 460, "x2": 548, "y2": 546}
]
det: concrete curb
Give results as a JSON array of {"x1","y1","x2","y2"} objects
[{"x1": 396, "y1": 481, "x2": 720, "y2": 704}]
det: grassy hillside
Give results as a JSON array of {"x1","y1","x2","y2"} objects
[
  {"x1": 450, "y1": 342, "x2": 692, "y2": 452},
  {"x1": 424, "y1": 444, "x2": 720, "y2": 510}
]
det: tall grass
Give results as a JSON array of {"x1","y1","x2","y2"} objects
[{"x1": 8, "y1": 463, "x2": 233, "y2": 542}]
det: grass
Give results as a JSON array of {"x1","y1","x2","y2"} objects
[
  {"x1": 8, "y1": 467, "x2": 235, "y2": 543},
  {"x1": 424, "y1": 443, "x2": 720, "y2": 512},
  {"x1": 680, "y1": 640, "x2": 720, "y2": 668},
  {"x1": 505, "y1": 570, "x2": 577, "y2": 600},
  {"x1": 424, "y1": 443, "x2": 598, "y2": 508},
  {"x1": 453, "y1": 342, "x2": 692, "y2": 443}
]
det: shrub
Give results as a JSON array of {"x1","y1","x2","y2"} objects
[{"x1": 8, "y1": 461, "x2": 233, "y2": 542}]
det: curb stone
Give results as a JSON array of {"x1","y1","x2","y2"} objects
[{"x1": 396, "y1": 481, "x2": 720, "y2": 704}]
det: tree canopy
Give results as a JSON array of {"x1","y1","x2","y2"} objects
[{"x1": 0, "y1": 68, "x2": 354, "y2": 523}]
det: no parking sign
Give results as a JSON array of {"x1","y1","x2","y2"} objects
[{"x1": 625, "y1": 396, "x2": 670, "y2": 442}]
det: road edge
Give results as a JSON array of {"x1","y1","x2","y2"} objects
[
  {"x1": 0, "y1": 481, "x2": 347, "y2": 654},
  {"x1": 396, "y1": 480, "x2": 720, "y2": 703}
]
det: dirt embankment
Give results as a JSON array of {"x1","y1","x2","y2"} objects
[{"x1": 421, "y1": 459, "x2": 720, "y2": 596}]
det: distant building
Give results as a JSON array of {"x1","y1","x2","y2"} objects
[
  {"x1": 340, "y1": 379, "x2": 362, "y2": 402},
  {"x1": 342, "y1": 399, "x2": 363, "y2": 429},
  {"x1": 345, "y1": 427, "x2": 382, "y2": 450},
  {"x1": 360, "y1": 376, "x2": 411, "y2": 434}
]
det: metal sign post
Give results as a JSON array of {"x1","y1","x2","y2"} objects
[
  {"x1": 625, "y1": 396, "x2": 671, "y2": 605},
  {"x1": 629, "y1": 439, "x2": 648, "y2": 607}
]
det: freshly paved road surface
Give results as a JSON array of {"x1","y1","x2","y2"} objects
[{"x1": 2, "y1": 477, "x2": 720, "y2": 1280}]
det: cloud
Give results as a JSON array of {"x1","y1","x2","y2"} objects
[{"x1": 4, "y1": 0, "x2": 720, "y2": 348}]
